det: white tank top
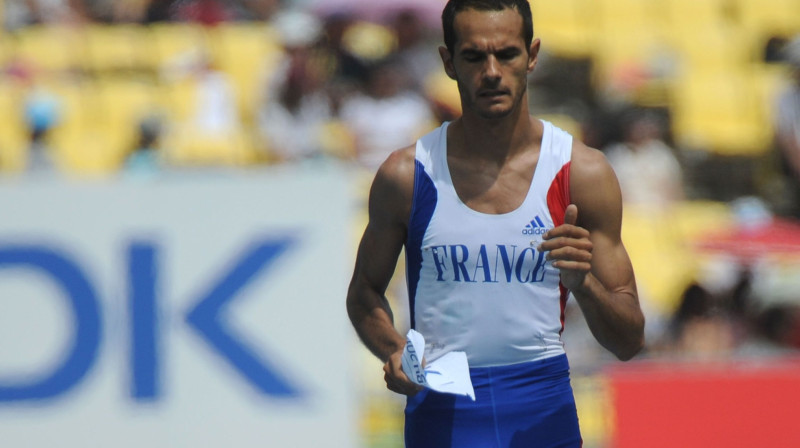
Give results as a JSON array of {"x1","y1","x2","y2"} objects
[{"x1": 405, "y1": 120, "x2": 573, "y2": 367}]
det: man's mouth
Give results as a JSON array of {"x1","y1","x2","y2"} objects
[{"x1": 479, "y1": 89, "x2": 508, "y2": 97}]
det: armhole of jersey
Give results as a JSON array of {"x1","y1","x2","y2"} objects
[
  {"x1": 405, "y1": 138, "x2": 438, "y2": 330},
  {"x1": 546, "y1": 161, "x2": 571, "y2": 227},
  {"x1": 544, "y1": 132, "x2": 573, "y2": 334}
]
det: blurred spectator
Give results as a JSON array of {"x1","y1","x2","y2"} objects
[
  {"x1": 389, "y1": 8, "x2": 440, "y2": 95},
  {"x1": 319, "y1": 12, "x2": 370, "y2": 109},
  {"x1": 191, "y1": 63, "x2": 238, "y2": 135},
  {"x1": 754, "y1": 304, "x2": 800, "y2": 350},
  {"x1": 3, "y1": 0, "x2": 87, "y2": 30},
  {"x1": 139, "y1": 0, "x2": 230, "y2": 24},
  {"x1": 23, "y1": 83, "x2": 61, "y2": 172},
  {"x1": 160, "y1": 50, "x2": 243, "y2": 162},
  {"x1": 603, "y1": 108, "x2": 684, "y2": 209},
  {"x1": 339, "y1": 56, "x2": 434, "y2": 172},
  {"x1": 257, "y1": 9, "x2": 336, "y2": 163},
  {"x1": 773, "y1": 35, "x2": 800, "y2": 219},
  {"x1": 124, "y1": 114, "x2": 163, "y2": 177},
  {"x1": 107, "y1": 0, "x2": 281, "y2": 23},
  {"x1": 665, "y1": 283, "x2": 736, "y2": 360}
]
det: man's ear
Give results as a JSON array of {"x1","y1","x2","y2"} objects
[
  {"x1": 439, "y1": 46, "x2": 457, "y2": 80},
  {"x1": 527, "y1": 38, "x2": 541, "y2": 73}
]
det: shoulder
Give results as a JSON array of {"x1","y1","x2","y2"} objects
[
  {"x1": 375, "y1": 145, "x2": 417, "y2": 189},
  {"x1": 570, "y1": 140, "x2": 617, "y2": 187},
  {"x1": 568, "y1": 141, "x2": 623, "y2": 229},
  {"x1": 369, "y1": 145, "x2": 417, "y2": 224}
]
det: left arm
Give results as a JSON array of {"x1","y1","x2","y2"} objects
[{"x1": 539, "y1": 143, "x2": 645, "y2": 360}]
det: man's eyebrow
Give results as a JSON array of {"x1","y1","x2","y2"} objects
[
  {"x1": 460, "y1": 45, "x2": 522, "y2": 55},
  {"x1": 460, "y1": 48, "x2": 485, "y2": 56}
]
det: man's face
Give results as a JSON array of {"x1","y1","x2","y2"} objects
[{"x1": 440, "y1": 8, "x2": 538, "y2": 120}]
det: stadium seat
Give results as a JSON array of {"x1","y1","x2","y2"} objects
[
  {"x1": 583, "y1": 0, "x2": 674, "y2": 106},
  {"x1": 531, "y1": 0, "x2": 594, "y2": 58},
  {"x1": 95, "y1": 78, "x2": 161, "y2": 157},
  {"x1": 0, "y1": 81, "x2": 29, "y2": 172},
  {"x1": 147, "y1": 23, "x2": 209, "y2": 73},
  {"x1": 669, "y1": 25, "x2": 752, "y2": 73},
  {"x1": 162, "y1": 124, "x2": 257, "y2": 167},
  {"x1": 12, "y1": 25, "x2": 86, "y2": 74},
  {"x1": 735, "y1": 0, "x2": 800, "y2": 42},
  {"x1": 664, "y1": 0, "x2": 733, "y2": 29},
  {"x1": 671, "y1": 69, "x2": 771, "y2": 154},
  {"x1": 208, "y1": 23, "x2": 283, "y2": 125},
  {"x1": 83, "y1": 24, "x2": 153, "y2": 74},
  {"x1": 752, "y1": 64, "x2": 792, "y2": 132},
  {"x1": 46, "y1": 80, "x2": 139, "y2": 174},
  {"x1": 621, "y1": 201, "x2": 734, "y2": 314},
  {"x1": 0, "y1": 30, "x2": 10, "y2": 69}
]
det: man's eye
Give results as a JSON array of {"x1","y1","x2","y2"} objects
[{"x1": 497, "y1": 51, "x2": 519, "y2": 60}]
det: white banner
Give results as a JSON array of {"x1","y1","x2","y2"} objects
[{"x1": 0, "y1": 167, "x2": 359, "y2": 447}]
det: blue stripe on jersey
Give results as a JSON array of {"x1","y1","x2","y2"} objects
[{"x1": 406, "y1": 159, "x2": 437, "y2": 330}]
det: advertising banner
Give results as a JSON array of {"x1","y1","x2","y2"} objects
[{"x1": 0, "y1": 168, "x2": 359, "y2": 447}]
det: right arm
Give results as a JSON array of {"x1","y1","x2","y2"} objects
[{"x1": 346, "y1": 146, "x2": 421, "y2": 395}]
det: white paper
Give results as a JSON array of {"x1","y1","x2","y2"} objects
[{"x1": 401, "y1": 329, "x2": 475, "y2": 401}]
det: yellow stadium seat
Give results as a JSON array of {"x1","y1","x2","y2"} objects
[
  {"x1": 753, "y1": 64, "x2": 792, "y2": 133},
  {"x1": 12, "y1": 25, "x2": 86, "y2": 74},
  {"x1": 735, "y1": 0, "x2": 800, "y2": 40},
  {"x1": 0, "y1": 81, "x2": 29, "y2": 173},
  {"x1": 578, "y1": 0, "x2": 673, "y2": 102},
  {"x1": 146, "y1": 23, "x2": 209, "y2": 71},
  {"x1": 668, "y1": 25, "x2": 751, "y2": 72},
  {"x1": 532, "y1": 0, "x2": 594, "y2": 58},
  {"x1": 83, "y1": 24, "x2": 153, "y2": 73},
  {"x1": 621, "y1": 201, "x2": 734, "y2": 314},
  {"x1": 46, "y1": 80, "x2": 142, "y2": 175},
  {"x1": 664, "y1": 0, "x2": 733, "y2": 28},
  {"x1": 157, "y1": 78, "x2": 197, "y2": 123},
  {"x1": 162, "y1": 124, "x2": 257, "y2": 167},
  {"x1": 0, "y1": 31, "x2": 11, "y2": 68},
  {"x1": 671, "y1": 69, "x2": 771, "y2": 154},
  {"x1": 207, "y1": 23, "x2": 283, "y2": 124},
  {"x1": 95, "y1": 78, "x2": 161, "y2": 157}
]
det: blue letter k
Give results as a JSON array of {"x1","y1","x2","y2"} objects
[{"x1": 185, "y1": 238, "x2": 303, "y2": 398}]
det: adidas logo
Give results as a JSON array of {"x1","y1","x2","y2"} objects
[{"x1": 522, "y1": 216, "x2": 550, "y2": 235}]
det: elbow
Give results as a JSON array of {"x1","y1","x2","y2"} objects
[
  {"x1": 612, "y1": 316, "x2": 644, "y2": 361},
  {"x1": 614, "y1": 318, "x2": 646, "y2": 361},
  {"x1": 614, "y1": 336, "x2": 644, "y2": 361},
  {"x1": 345, "y1": 288, "x2": 361, "y2": 327}
]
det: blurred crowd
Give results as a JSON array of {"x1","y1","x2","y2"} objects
[
  {"x1": 1, "y1": 0, "x2": 449, "y2": 175},
  {"x1": 2, "y1": 0, "x2": 800, "y2": 365},
  {"x1": 3, "y1": 0, "x2": 282, "y2": 27}
]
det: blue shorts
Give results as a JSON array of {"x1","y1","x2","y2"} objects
[{"x1": 404, "y1": 354, "x2": 582, "y2": 448}]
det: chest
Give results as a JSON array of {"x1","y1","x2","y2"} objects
[{"x1": 447, "y1": 155, "x2": 538, "y2": 215}]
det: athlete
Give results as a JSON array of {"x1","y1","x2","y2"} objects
[{"x1": 346, "y1": 0, "x2": 645, "y2": 446}]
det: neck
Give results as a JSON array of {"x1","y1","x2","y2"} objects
[{"x1": 451, "y1": 100, "x2": 540, "y2": 162}]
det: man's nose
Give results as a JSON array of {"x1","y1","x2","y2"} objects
[{"x1": 483, "y1": 56, "x2": 501, "y2": 81}]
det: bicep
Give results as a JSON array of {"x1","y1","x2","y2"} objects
[
  {"x1": 348, "y1": 148, "x2": 415, "y2": 302},
  {"x1": 572, "y1": 148, "x2": 637, "y2": 294},
  {"x1": 351, "y1": 217, "x2": 406, "y2": 298}
]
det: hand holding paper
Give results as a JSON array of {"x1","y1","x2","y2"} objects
[{"x1": 400, "y1": 329, "x2": 476, "y2": 401}]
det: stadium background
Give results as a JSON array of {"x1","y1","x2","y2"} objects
[{"x1": 1, "y1": 0, "x2": 800, "y2": 447}]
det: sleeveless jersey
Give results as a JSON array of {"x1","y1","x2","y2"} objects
[{"x1": 405, "y1": 120, "x2": 573, "y2": 367}]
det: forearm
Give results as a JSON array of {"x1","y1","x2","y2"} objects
[
  {"x1": 571, "y1": 274, "x2": 645, "y2": 361},
  {"x1": 347, "y1": 287, "x2": 406, "y2": 363}
]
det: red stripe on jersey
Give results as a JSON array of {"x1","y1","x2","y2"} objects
[
  {"x1": 546, "y1": 161, "x2": 571, "y2": 227},
  {"x1": 547, "y1": 161, "x2": 572, "y2": 334}
]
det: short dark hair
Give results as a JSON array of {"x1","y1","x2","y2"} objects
[{"x1": 441, "y1": 0, "x2": 533, "y2": 54}]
